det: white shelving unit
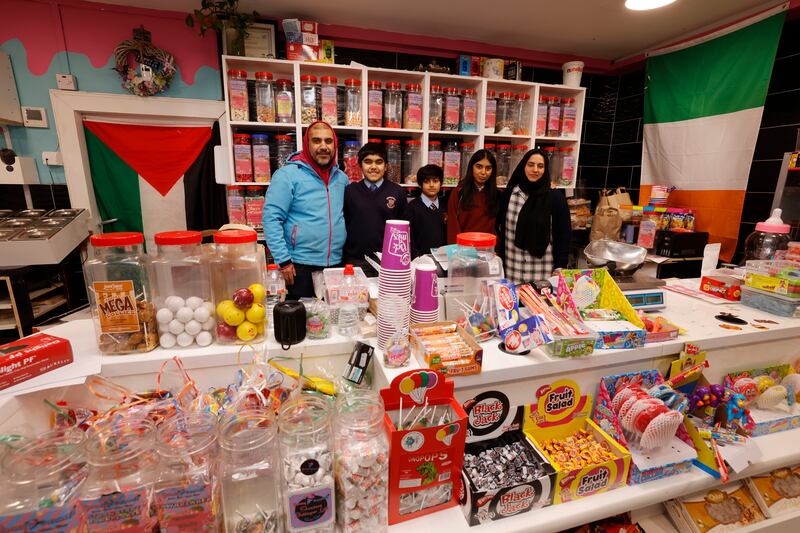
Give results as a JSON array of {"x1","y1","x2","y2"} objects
[{"x1": 218, "y1": 57, "x2": 585, "y2": 189}]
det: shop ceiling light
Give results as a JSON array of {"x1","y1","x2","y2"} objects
[{"x1": 625, "y1": 0, "x2": 677, "y2": 10}]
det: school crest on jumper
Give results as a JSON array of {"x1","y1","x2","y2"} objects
[{"x1": 386, "y1": 196, "x2": 397, "y2": 209}]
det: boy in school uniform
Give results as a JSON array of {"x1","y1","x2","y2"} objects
[
  {"x1": 343, "y1": 142, "x2": 406, "y2": 273},
  {"x1": 405, "y1": 164, "x2": 447, "y2": 259}
]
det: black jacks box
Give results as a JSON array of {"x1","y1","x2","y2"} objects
[
  {"x1": 459, "y1": 390, "x2": 555, "y2": 526},
  {"x1": 0, "y1": 333, "x2": 73, "y2": 391}
]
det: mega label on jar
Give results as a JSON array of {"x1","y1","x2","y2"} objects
[
  {"x1": 246, "y1": 195, "x2": 265, "y2": 228},
  {"x1": 80, "y1": 489, "x2": 156, "y2": 532},
  {"x1": 93, "y1": 280, "x2": 140, "y2": 333}
]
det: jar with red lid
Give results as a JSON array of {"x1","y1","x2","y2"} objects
[
  {"x1": 368, "y1": 137, "x2": 382, "y2": 144},
  {"x1": 484, "y1": 90, "x2": 497, "y2": 133},
  {"x1": 484, "y1": 143, "x2": 496, "y2": 158},
  {"x1": 233, "y1": 133, "x2": 253, "y2": 182},
  {"x1": 83, "y1": 232, "x2": 158, "y2": 354},
  {"x1": 368, "y1": 81, "x2": 383, "y2": 127},
  {"x1": 514, "y1": 93, "x2": 531, "y2": 135},
  {"x1": 511, "y1": 144, "x2": 528, "y2": 173},
  {"x1": 536, "y1": 95, "x2": 548, "y2": 137},
  {"x1": 547, "y1": 96, "x2": 562, "y2": 137},
  {"x1": 344, "y1": 79, "x2": 362, "y2": 126},
  {"x1": 343, "y1": 140, "x2": 361, "y2": 183},
  {"x1": 495, "y1": 144, "x2": 512, "y2": 187},
  {"x1": 251, "y1": 134, "x2": 271, "y2": 183},
  {"x1": 383, "y1": 82, "x2": 402, "y2": 128},
  {"x1": 460, "y1": 142, "x2": 476, "y2": 180},
  {"x1": 255, "y1": 71, "x2": 275, "y2": 123},
  {"x1": 496, "y1": 92, "x2": 515, "y2": 134},
  {"x1": 460, "y1": 89, "x2": 478, "y2": 132},
  {"x1": 276, "y1": 135, "x2": 294, "y2": 169},
  {"x1": 443, "y1": 87, "x2": 461, "y2": 131},
  {"x1": 227, "y1": 185, "x2": 246, "y2": 225},
  {"x1": 429, "y1": 85, "x2": 444, "y2": 130},
  {"x1": 320, "y1": 76, "x2": 339, "y2": 125},
  {"x1": 245, "y1": 186, "x2": 266, "y2": 230},
  {"x1": 152, "y1": 230, "x2": 214, "y2": 349},
  {"x1": 561, "y1": 97, "x2": 577, "y2": 137},
  {"x1": 428, "y1": 140, "x2": 443, "y2": 167},
  {"x1": 227, "y1": 69, "x2": 249, "y2": 121},
  {"x1": 210, "y1": 229, "x2": 267, "y2": 344},
  {"x1": 300, "y1": 74, "x2": 319, "y2": 124},
  {"x1": 275, "y1": 79, "x2": 295, "y2": 123},
  {"x1": 385, "y1": 139, "x2": 401, "y2": 182},
  {"x1": 559, "y1": 147, "x2": 576, "y2": 187},
  {"x1": 403, "y1": 139, "x2": 421, "y2": 184},
  {"x1": 403, "y1": 83, "x2": 423, "y2": 129}
]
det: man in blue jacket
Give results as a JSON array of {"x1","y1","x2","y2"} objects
[{"x1": 263, "y1": 121, "x2": 347, "y2": 299}]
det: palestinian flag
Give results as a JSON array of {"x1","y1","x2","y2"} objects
[
  {"x1": 640, "y1": 11, "x2": 784, "y2": 261},
  {"x1": 84, "y1": 120, "x2": 228, "y2": 250}
]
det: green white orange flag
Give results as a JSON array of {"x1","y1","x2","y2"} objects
[{"x1": 640, "y1": 11, "x2": 785, "y2": 260}]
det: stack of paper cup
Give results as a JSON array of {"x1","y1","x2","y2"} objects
[
  {"x1": 378, "y1": 220, "x2": 412, "y2": 350},
  {"x1": 410, "y1": 264, "x2": 439, "y2": 324}
]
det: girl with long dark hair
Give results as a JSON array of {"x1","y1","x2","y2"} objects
[
  {"x1": 496, "y1": 148, "x2": 572, "y2": 283},
  {"x1": 446, "y1": 149, "x2": 500, "y2": 243}
]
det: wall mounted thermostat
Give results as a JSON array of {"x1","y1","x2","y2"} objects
[{"x1": 21, "y1": 107, "x2": 48, "y2": 128}]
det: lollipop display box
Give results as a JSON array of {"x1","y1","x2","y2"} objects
[
  {"x1": 380, "y1": 369, "x2": 468, "y2": 525},
  {"x1": 523, "y1": 379, "x2": 631, "y2": 504},
  {"x1": 723, "y1": 364, "x2": 800, "y2": 437},
  {"x1": 594, "y1": 370, "x2": 698, "y2": 485},
  {"x1": 459, "y1": 390, "x2": 555, "y2": 526},
  {"x1": 409, "y1": 321, "x2": 483, "y2": 376}
]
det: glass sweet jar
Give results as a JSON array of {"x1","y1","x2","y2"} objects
[
  {"x1": 744, "y1": 209, "x2": 792, "y2": 261},
  {"x1": 83, "y1": 232, "x2": 158, "y2": 354}
]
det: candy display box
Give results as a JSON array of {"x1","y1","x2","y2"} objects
[
  {"x1": 746, "y1": 464, "x2": 800, "y2": 518},
  {"x1": 723, "y1": 364, "x2": 800, "y2": 436},
  {"x1": 380, "y1": 369, "x2": 468, "y2": 525},
  {"x1": 523, "y1": 379, "x2": 631, "y2": 504},
  {"x1": 744, "y1": 260, "x2": 800, "y2": 299},
  {"x1": 594, "y1": 370, "x2": 698, "y2": 485},
  {"x1": 409, "y1": 321, "x2": 483, "y2": 376},
  {"x1": 536, "y1": 275, "x2": 597, "y2": 358},
  {"x1": 667, "y1": 481, "x2": 766, "y2": 533},
  {"x1": 459, "y1": 390, "x2": 555, "y2": 526}
]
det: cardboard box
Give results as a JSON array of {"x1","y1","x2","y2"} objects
[
  {"x1": 380, "y1": 369, "x2": 468, "y2": 525},
  {"x1": 747, "y1": 465, "x2": 800, "y2": 517},
  {"x1": 585, "y1": 319, "x2": 647, "y2": 349},
  {"x1": 286, "y1": 42, "x2": 320, "y2": 62},
  {"x1": 523, "y1": 379, "x2": 631, "y2": 504},
  {"x1": 410, "y1": 322, "x2": 483, "y2": 376},
  {"x1": 0, "y1": 333, "x2": 73, "y2": 391},
  {"x1": 700, "y1": 274, "x2": 743, "y2": 301},
  {"x1": 459, "y1": 390, "x2": 555, "y2": 525},
  {"x1": 458, "y1": 55, "x2": 482, "y2": 77},
  {"x1": 504, "y1": 60, "x2": 522, "y2": 81},
  {"x1": 672, "y1": 481, "x2": 765, "y2": 533},
  {"x1": 282, "y1": 19, "x2": 318, "y2": 34},
  {"x1": 724, "y1": 364, "x2": 800, "y2": 436}
]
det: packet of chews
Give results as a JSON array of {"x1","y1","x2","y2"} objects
[
  {"x1": 499, "y1": 310, "x2": 553, "y2": 354},
  {"x1": 490, "y1": 279, "x2": 520, "y2": 331}
]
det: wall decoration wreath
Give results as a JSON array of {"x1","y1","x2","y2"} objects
[{"x1": 114, "y1": 27, "x2": 176, "y2": 97}]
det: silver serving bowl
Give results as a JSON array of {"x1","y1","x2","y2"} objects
[
  {"x1": 15, "y1": 209, "x2": 48, "y2": 218},
  {"x1": 584, "y1": 240, "x2": 647, "y2": 276},
  {"x1": 0, "y1": 218, "x2": 35, "y2": 229},
  {"x1": 36, "y1": 218, "x2": 70, "y2": 228},
  {"x1": 0, "y1": 209, "x2": 15, "y2": 219},
  {"x1": 11, "y1": 227, "x2": 60, "y2": 240},
  {"x1": 46, "y1": 208, "x2": 84, "y2": 218},
  {"x1": 0, "y1": 229, "x2": 20, "y2": 241}
]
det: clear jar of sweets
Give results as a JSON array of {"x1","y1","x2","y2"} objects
[
  {"x1": 255, "y1": 71, "x2": 275, "y2": 123},
  {"x1": 300, "y1": 75, "x2": 319, "y2": 125},
  {"x1": 344, "y1": 79, "x2": 362, "y2": 126}
]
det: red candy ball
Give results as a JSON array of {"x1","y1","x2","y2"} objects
[
  {"x1": 232, "y1": 288, "x2": 255, "y2": 309},
  {"x1": 216, "y1": 322, "x2": 237, "y2": 341}
]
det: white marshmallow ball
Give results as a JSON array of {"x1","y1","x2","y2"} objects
[
  {"x1": 202, "y1": 318, "x2": 216, "y2": 331},
  {"x1": 186, "y1": 296, "x2": 204, "y2": 310},
  {"x1": 159, "y1": 333, "x2": 177, "y2": 348},
  {"x1": 176, "y1": 332, "x2": 194, "y2": 347},
  {"x1": 184, "y1": 320, "x2": 202, "y2": 336},
  {"x1": 175, "y1": 306, "x2": 194, "y2": 323},
  {"x1": 165, "y1": 296, "x2": 185, "y2": 313},
  {"x1": 193, "y1": 306, "x2": 211, "y2": 323},
  {"x1": 168, "y1": 319, "x2": 184, "y2": 335},
  {"x1": 156, "y1": 307, "x2": 173, "y2": 324},
  {"x1": 195, "y1": 331, "x2": 213, "y2": 347}
]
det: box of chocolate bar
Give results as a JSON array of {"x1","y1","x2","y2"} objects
[
  {"x1": 459, "y1": 390, "x2": 556, "y2": 525},
  {"x1": 0, "y1": 333, "x2": 73, "y2": 391}
]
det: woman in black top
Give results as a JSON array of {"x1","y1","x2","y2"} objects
[{"x1": 496, "y1": 148, "x2": 571, "y2": 284}]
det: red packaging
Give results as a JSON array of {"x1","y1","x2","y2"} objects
[
  {"x1": 700, "y1": 274, "x2": 742, "y2": 301},
  {"x1": 287, "y1": 42, "x2": 320, "y2": 61},
  {"x1": 380, "y1": 369, "x2": 467, "y2": 525},
  {"x1": 0, "y1": 333, "x2": 73, "y2": 391}
]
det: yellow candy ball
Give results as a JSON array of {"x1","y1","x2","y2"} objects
[
  {"x1": 237, "y1": 321, "x2": 258, "y2": 341},
  {"x1": 256, "y1": 321, "x2": 265, "y2": 335},
  {"x1": 222, "y1": 306, "x2": 245, "y2": 327},
  {"x1": 245, "y1": 303, "x2": 266, "y2": 323},
  {"x1": 216, "y1": 299, "x2": 235, "y2": 318},
  {"x1": 249, "y1": 283, "x2": 267, "y2": 304}
]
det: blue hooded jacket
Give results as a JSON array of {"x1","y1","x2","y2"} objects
[{"x1": 262, "y1": 151, "x2": 347, "y2": 267}]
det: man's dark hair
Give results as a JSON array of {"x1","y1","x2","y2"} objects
[
  {"x1": 357, "y1": 142, "x2": 387, "y2": 165},
  {"x1": 417, "y1": 164, "x2": 443, "y2": 184}
]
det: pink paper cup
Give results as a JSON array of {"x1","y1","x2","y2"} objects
[
  {"x1": 381, "y1": 221, "x2": 412, "y2": 270},
  {"x1": 411, "y1": 265, "x2": 439, "y2": 312}
]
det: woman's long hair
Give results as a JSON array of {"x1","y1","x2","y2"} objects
[
  {"x1": 506, "y1": 148, "x2": 550, "y2": 193},
  {"x1": 459, "y1": 149, "x2": 499, "y2": 215}
]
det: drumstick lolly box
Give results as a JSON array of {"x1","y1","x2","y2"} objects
[{"x1": 380, "y1": 369, "x2": 468, "y2": 524}]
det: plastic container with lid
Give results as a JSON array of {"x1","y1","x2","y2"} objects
[
  {"x1": 429, "y1": 85, "x2": 444, "y2": 130},
  {"x1": 368, "y1": 81, "x2": 383, "y2": 127},
  {"x1": 744, "y1": 209, "x2": 792, "y2": 261},
  {"x1": 1, "y1": 429, "x2": 87, "y2": 527},
  {"x1": 543, "y1": 146, "x2": 557, "y2": 177},
  {"x1": 460, "y1": 88, "x2": 478, "y2": 132},
  {"x1": 511, "y1": 144, "x2": 528, "y2": 173},
  {"x1": 460, "y1": 142, "x2": 476, "y2": 180},
  {"x1": 344, "y1": 79, "x2": 362, "y2": 126},
  {"x1": 559, "y1": 146, "x2": 575, "y2": 187},
  {"x1": 443, "y1": 140, "x2": 461, "y2": 186},
  {"x1": 251, "y1": 133, "x2": 271, "y2": 183},
  {"x1": 334, "y1": 390, "x2": 389, "y2": 532},
  {"x1": 320, "y1": 75, "x2": 339, "y2": 125},
  {"x1": 300, "y1": 74, "x2": 319, "y2": 124},
  {"x1": 443, "y1": 87, "x2": 461, "y2": 131},
  {"x1": 403, "y1": 139, "x2": 421, "y2": 184},
  {"x1": 233, "y1": 133, "x2": 253, "y2": 182},
  {"x1": 245, "y1": 186, "x2": 266, "y2": 229},
  {"x1": 80, "y1": 419, "x2": 158, "y2": 531},
  {"x1": 744, "y1": 260, "x2": 800, "y2": 298},
  {"x1": 514, "y1": 93, "x2": 531, "y2": 135},
  {"x1": 496, "y1": 91, "x2": 516, "y2": 134},
  {"x1": 275, "y1": 79, "x2": 295, "y2": 123},
  {"x1": 276, "y1": 134, "x2": 294, "y2": 169},
  {"x1": 254, "y1": 71, "x2": 275, "y2": 123},
  {"x1": 561, "y1": 97, "x2": 577, "y2": 137},
  {"x1": 279, "y1": 394, "x2": 336, "y2": 533},
  {"x1": 385, "y1": 139, "x2": 402, "y2": 183},
  {"x1": 210, "y1": 229, "x2": 267, "y2": 344},
  {"x1": 84, "y1": 232, "x2": 158, "y2": 354},
  {"x1": 547, "y1": 96, "x2": 562, "y2": 137},
  {"x1": 428, "y1": 140, "x2": 443, "y2": 167},
  {"x1": 227, "y1": 185, "x2": 246, "y2": 225},
  {"x1": 484, "y1": 143, "x2": 496, "y2": 158},
  {"x1": 152, "y1": 230, "x2": 214, "y2": 349},
  {"x1": 536, "y1": 95, "x2": 549, "y2": 136},
  {"x1": 741, "y1": 285, "x2": 800, "y2": 318},
  {"x1": 403, "y1": 83, "x2": 423, "y2": 129},
  {"x1": 343, "y1": 140, "x2": 361, "y2": 183},
  {"x1": 446, "y1": 232, "x2": 504, "y2": 318},
  {"x1": 549, "y1": 146, "x2": 563, "y2": 187},
  {"x1": 155, "y1": 413, "x2": 222, "y2": 531},
  {"x1": 495, "y1": 144, "x2": 512, "y2": 187},
  {"x1": 383, "y1": 82, "x2": 402, "y2": 129},
  {"x1": 484, "y1": 90, "x2": 498, "y2": 133},
  {"x1": 220, "y1": 410, "x2": 282, "y2": 533},
  {"x1": 227, "y1": 69, "x2": 249, "y2": 121}
]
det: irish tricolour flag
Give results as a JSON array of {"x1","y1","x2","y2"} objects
[{"x1": 641, "y1": 11, "x2": 784, "y2": 260}]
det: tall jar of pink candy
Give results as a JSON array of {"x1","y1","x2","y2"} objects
[{"x1": 334, "y1": 390, "x2": 389, "y2": 533}]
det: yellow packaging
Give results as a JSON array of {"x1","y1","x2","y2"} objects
[{"x1": 523, "y1": 379, "x2": 630, "y2": 504}]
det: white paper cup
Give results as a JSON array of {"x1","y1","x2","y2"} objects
[{"x1": 562, "y1": 61, "x2": 584, "y2": 87}]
